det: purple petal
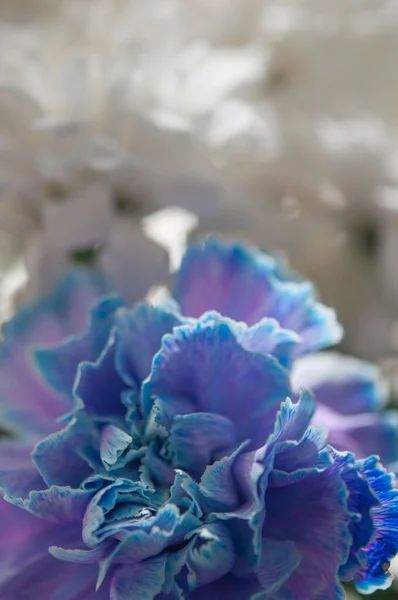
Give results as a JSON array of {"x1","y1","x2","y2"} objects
[
  {"x1": 268, "y1": 392, "x2": 329, "y2": 477},
  {"x1": 1, "y1": 552, "x2": 107, "y2": 600},
  {"x1": 32, "y1": 416, "x2": 98, "y2": 487},
  {"x1": 169, "y1": 413, "x2": 238, "y2": 477},
  {"x1": 35, "y1": 296, "x2": 124, "y2": 399},
  {"x1": 257, "y1": 538, "x2": 301, "y2": 595},
  {"x1": 293, "y1": 353, "x2": 398, "y2": 464},
  {"x1": 293, "y1": 353, "x2": 387, "y2": 415},
  {"x1": 173, "y1": 239, "x2": 342, "y2": 355},
  {"x1": 255, "y1": 395, "x2": 351, "y2": 598},
  {"x1": 263, "y1": 466, "x2": 350, "y2": 600},
  {"x1": 0, "y1": 441, "x2": 45, "y2": 497},
  {"x1": 185, "y1": 522, "x2": 235, "y2": 588},
  {"x1": 354, "y1": 457, "x2": 398, "y2": 594},
  {"x1": 0, "y1": 269, "x2": 108, "y2": 439},
  {"x1": 110, "y1": 555, "x2": 167, "y2": 600},
  {"x1": 142, "y1": 316, "x2": 291, "y2": 450},
  {"x1": 173, "y1": 239, "x2": 277, "y2": 323},
  {"x1": 0, "y1": 496, "x2": 51, "y2": 584},
  {"x1": 74, "y1": 336, "x2": 126, "y2": 418},
  {"x1": 100, "y1": 424, "x2": 133, "y2": 471},
  {"x1": 235, "y1": 317, "x2": 300, "y2": 369},
  {"x1": 331, "y1": 450, "x2": 379, "y2": 582},
  {"x1": 114, "y1": 301, "x2": 186, "y2": 387},
  {"x1": 82, "y1": 479, "x2": 180, "y2": 550},
  {"x1": 199, "y1": 443, "x2": 248, "y2": 512},
  {"x1": 314, "y1": 405, "x2": 398, "y2": 464},
  {"x1": 6, "y1": 485, "x2": 94, "y2": 524},
  {"x1": 0, "y1": 493, "x2": 106, "y2": 600},
  {"x1": 189, "y1": 574, "x2": 262, "y2": 600}
]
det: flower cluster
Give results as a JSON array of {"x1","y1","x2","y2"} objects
[
  {"x1": 2, "y1": 1, "x2": 398, "y2": 362},
  {"x1": 0, "y1": 239, "x2": 397, "y2": 599}
]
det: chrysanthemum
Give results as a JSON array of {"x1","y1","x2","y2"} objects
[{"x1": 0, "y1": 238, "x2": 397, "y2": 599}]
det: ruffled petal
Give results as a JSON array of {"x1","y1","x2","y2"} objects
[
  {"x1": 89, "y1": 499, "x2": 200, "y2": 588},
  {"x1": 142, "y1": 316, "x2": 291, "y2": 450},
  {"x1": 226, "y1": 395, "x2": 351, "y2": 599},
  {"x1": 1, "y1": 553, "x2": 108, "y2": 600},
  {"x1": 263, "y1": 466, "x2": 350, "y2": 600},
  {"x1": 235, "y1": 317, "x2": 300, "y2": 369},
  {"x1": 100, "y1": 424, "x2": 133, "y2": 471},
  {"x1": 330, "y1": 451, "x2": 379, "y2": 581},
  {"x1": 35, "y1": 296, "x2": 124, "y2": 399},
  {"x1": 114, "y1": 301, "x2": 186, "y2": 387},
  {"x1": 82, "y1": 479, "x2": 152, "y2": 547},
  {"x1": 74, "y1": 335, "x2": 126, "y2": 418},
  {"x1": 267, "y1": 392, "x2": 329, "y2": 476},
  {"x1": 0, "y1": 269, "x2": 108, "y2": 439},
  {"x1": 32, "y1": 415, "x2": 98, "y2": 487},
  {"x1": 5, "y1": 485, "x2": 94, "y2": 524},
  {"x1": 293, "y1": 353, "x2": 398, "y2": 465},
  {"x1": 198, "y1": 443, "x2": 248, "y2": 512},
  {"x1": 293, "y1": 353, "x2": 387, "y2": 415},
  {"x1": 110, "y1": 555, "x2": 168, "y2": 600},
  {"x1": 257, "y1": 538, "x2": 302, "y2": 596},
  {"x1": 168, "y1": 413, "x2": 238, "y2": 477},
  {"x1": 173, "y1": 239, "x2": 342, "y2": 355},
  {"x1": 260, "y1": 400, "x2": 351, "y2": 599},
  {"x1": 185, "y1": 522, "x2": 236, "y2": 589},
  {"x1": 354, "y1": 457, "x2": 398, "y2": 594},
  {"x1": 0, "y1": 441, "x2": 45, "y2": 497},
  {"x1": 315, "y1": 405, "x2": 398, "y2": 466},
  {"x1": 0, "y1": 491, "x2": 106, "y2": 600},
  {"x1": 0, "y1": 496, "x2": 51, "y2": 584}
]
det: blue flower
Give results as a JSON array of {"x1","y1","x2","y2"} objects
[{"x1": 0, "y1": 237, "x2": 397, "y2": 599}]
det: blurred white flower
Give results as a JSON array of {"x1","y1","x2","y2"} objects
[
  {"x1": 1, "y1": 0, "x2": 398, "y2": 359},
  {"x1": 0, "y1": 0, "x2": 250, "y2": 310}
]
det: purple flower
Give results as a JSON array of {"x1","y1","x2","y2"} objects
[{"x1": 0, "y1": 238, "x2": 397, "y2": 599}]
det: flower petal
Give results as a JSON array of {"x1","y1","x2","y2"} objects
[
  {"x1": 74, "y1": 336, "x2": 126, "y2": 417},
  {"x1": 0, "y1": 491, "x2": 105, "y2": 600},
  {"x1": 263, "y1": 466, "x2": 350, "y2": 600},
  {"x1": 110, "y1": 555, "x2": 168, "y2": 600},
  {"x1": 0, "y1": 269, "x2": 108, "y2": 439},
  {"x1": 114, "y1": 301, "x2": 186, "y2": 387},
  {"x1": 173, "y1": 239, "x2": 342, "y2": 355},
  {"x1": 235, "y1": 317, "x2": 300, "y2": 369},
  {"x1": 330, "y1": 450, "x2": 379, "y2": 581},
  {"x1": 32, "y1": 415, "x2": 98, "y2": 487},
  {"x1": 6, "y1": 485, "x2": 93, "y2": 524},
  {"x1": 0, "y1": 553, "x2": 107, "y2": 600},
  {"x1": 0, "y1": 441, "x2": 45, "y2": 498},
  {"x1": 293, "y1": 353, "x2": 398, "y2": 464},
  {"x1": 257, "y1": 538, "x2": 302, "y2": 595},
  {"x1": 169, "y1": 413, "x2": 238, "y2": 477},
  {"x1": 100, "y1": 424, "x2": 133, "y2": 470},
  {"x1": 354, "y1": 457, "x2": 398, "y2": 594},
  {"x1": 199, "y1": 443, "x2": 248, "y2": 512},
  {"x1": 189, "y1": 575, "x2": 262, "y2": 600},
  {"x1": 35, "y1": 296, "x2": 124, "y2": 399},
  {"x1": 173, "y1": 239, "x2": 278, "y2": 323},
  {"x1": 0, "y1": 496, "x2": 51, "y2": 584},
  {"x1": 185, "y1": 522, "x2": 235, "y2": 589},
  {"x1": 142, "y1": 316, "x2": 291, "y2": 450},
  {"x1": 293, "y1": 353, "x2": 387, "y2": 415}
]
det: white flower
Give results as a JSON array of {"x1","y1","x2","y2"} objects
[
  {"x1": 0, "y1": 0, "x2": 247, "y2": 309},
  {"x1": 1, "y1": 0, "x2": 398, "y2": 362}
]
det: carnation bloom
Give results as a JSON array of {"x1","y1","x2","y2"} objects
[{"x1": 0, "y1": 238, "x2": 397, "y2": 599}]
